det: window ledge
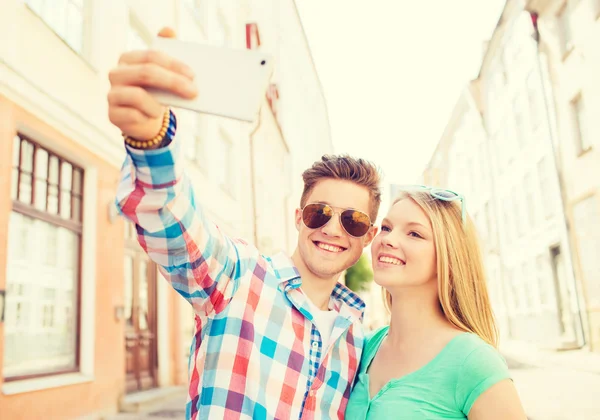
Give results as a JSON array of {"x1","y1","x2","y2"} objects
[{"x1": 2, "y1": 373, "x2": 94, "y2": 395}]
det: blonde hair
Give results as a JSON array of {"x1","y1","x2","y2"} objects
[{"x1": 383, "y1": 191, "x2": 499, "y2": 347}]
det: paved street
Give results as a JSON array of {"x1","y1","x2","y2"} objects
[
  {"x1": 506, "y1": 356, "x2": 600, "y2": 420},
  {"x1": 106, "y1": 394, "x2": 187, "y2": 420}
]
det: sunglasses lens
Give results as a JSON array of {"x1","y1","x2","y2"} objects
[
  {"x1": 340, "y1": 210, "x2": 371, "y2": 237},
  {"x1": 302, "y1": 204, "x2": 333, "y2": 229},
  {"x1": 433, "y1": 190, "x2": 459, "y2": 200}
]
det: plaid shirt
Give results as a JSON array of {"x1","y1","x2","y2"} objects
[{"x1": 115, "y1": 112, "x2": 366, "y2": 420}]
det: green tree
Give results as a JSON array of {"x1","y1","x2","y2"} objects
[{"x1": 344, "y1": 254, "x2": 373, "y2": 292}]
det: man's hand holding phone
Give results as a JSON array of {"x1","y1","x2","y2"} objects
[{"x1": 107, "y1": 27, "x2": 196, "y2": 146}]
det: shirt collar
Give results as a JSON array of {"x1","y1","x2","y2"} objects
[{"x1": 267, "y1": 251, "x2": 366, "y2": 316}]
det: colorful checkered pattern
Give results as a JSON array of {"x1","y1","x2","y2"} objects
[{"x1": 115, "y1": 112, "x2": 366, "y2": 420}]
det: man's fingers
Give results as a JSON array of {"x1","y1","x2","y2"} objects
[
  {"x1": 107, "y1": 86, "x2": 164, "y2": 119},
  {"x1": 108, "y1": 106, "x2": 147, "y2": 127},
  {"x1": 109, "y1": 63, "x2": 197, "y2": 99},
  {"x1": 158, "y1": 27, "x2": 176, "y2": 38},
  {"x1": 118, "y1": 49, "x2": 195, "y2": 80}
]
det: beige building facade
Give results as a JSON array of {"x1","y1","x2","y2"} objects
[
  {"x1": 526, "y1": 0, "x2": 600, "y2": 351},
  {"x1": 423, "y1": 0, "x2": 600, "y2": 352}
]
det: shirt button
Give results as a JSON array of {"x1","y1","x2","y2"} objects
[
  {"x1": 312, "y1": 341, "x2": 319, "y2": 349},
  {"x1": 309, "y1": 390, "x2": 315, "y2": 397}
]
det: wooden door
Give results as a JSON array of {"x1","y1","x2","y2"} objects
[{"x1": 124, "y1": 223, "x2": 158, "y2": 393}]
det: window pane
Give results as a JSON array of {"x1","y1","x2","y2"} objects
[
  {"x1": 18, "y1": 173, "x2": 33, "y2": 205},
  {"x1": 66, "y1": 2, "x2": 83, "y2": 53},
  {"x1": 35, "y1": 148, "x2": 49, "y2": 180},
  {"x1": 60, "y1": 191, "x2": 72, "y2": 219},
  {"x1": 20, "y1": 140, "x2": 34, "y2": 172},
  {"x1": 48, "y1": 156, "x2": 59, "y2": 184},
  {"x1": 61, "y1": 162, "x2": 73, "y2": 191},
  {"x1": 34, "y1": 149, "x2": 49, "y2": 211},
  {"x1": 48, "y1": 184, "x2": 59, "y2": 214},
  {"x1": 60, "y1": 162, "x2": 73, "y2": 219},
  {"x1": 3, "y1": 212, "x2": 79, "y2": 377}
]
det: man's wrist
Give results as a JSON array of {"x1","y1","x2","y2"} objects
[{"x1": 124, "y1": 108, "x2": 176, "y2": 150}]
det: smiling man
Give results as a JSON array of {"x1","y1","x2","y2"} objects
[{"x1": 110, "y1": 29, "x2": 382, "y2": 420}]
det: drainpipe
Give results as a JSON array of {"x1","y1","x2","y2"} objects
[{"x1": 248, "y1": 108, "x2": 262, "y2": 247}]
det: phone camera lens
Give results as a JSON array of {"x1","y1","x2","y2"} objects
[{"x1": 261, "y1": 60, "x2": 266, "y2": 65}]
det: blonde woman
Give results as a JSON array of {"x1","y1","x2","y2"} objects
[{"x1": 346, "y1": 187, "x2": 527, "y2": 419}]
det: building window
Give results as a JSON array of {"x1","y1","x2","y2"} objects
[
  {"x1": 3, "y1": 135, "x2": 83, "y2": 380},
  {"x1": 557, "y1": 3, "x2": 574, "y2": 56},
  {"x1": 571, "y1": 94, "x2": 592, "y2": 154},
  {"x1": 25, "y1": 0, "x2": 86, "y2": 54},
  {"x1": 572, "y1": 195, "x2": 600, "y2": 307}
]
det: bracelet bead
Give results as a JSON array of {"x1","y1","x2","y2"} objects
[{"x1": 123, "y1": 108, "x2": 171, "y2": 149}]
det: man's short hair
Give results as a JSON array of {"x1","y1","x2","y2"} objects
[{"x1": 300, "y1": 155, "x2": 382, "y2": 221}]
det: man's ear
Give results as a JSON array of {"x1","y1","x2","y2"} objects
[
  {"x1": 295, "y1": 208, "x2": 302, "y2": 232},
  {"x1": 362, "y1": 226, "x2": 378, "y2": 248}
]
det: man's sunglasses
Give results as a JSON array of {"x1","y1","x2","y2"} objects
[
  {"x1": 396, "y1": 185, "x2": 466, "y2": 226},
  {"x1": 301, "y1": 203, "x2": 373, "y2": 238}
]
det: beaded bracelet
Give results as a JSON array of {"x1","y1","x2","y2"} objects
[{"x1": 123, "y1": 108, "x2": 171, "y2": 150}]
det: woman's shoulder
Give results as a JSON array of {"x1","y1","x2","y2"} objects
[
  {"x1": 448, "y1": 333, "x2": 506, "y2": 365},
  {"x1": 364, "y1": 325, "x2": 389, "y2": 347},
  {"x1": 452, "y1": 334, "x2": 511, "y2": 414}
]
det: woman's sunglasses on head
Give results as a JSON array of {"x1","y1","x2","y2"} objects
[
  {"x1": 396, "y1": 185, "x2": 466, "y2": 226},
  {"x1": 301, "y1": 203, "x2": 373, "y2": 238}
]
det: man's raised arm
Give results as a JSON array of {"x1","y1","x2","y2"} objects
[{"x1": 109, "y1": 28, "x2": 253, "y2": 316}]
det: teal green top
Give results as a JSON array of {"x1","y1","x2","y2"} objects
[{"x1": 346, "y1": 326, "x2": 511, "y2": 419}]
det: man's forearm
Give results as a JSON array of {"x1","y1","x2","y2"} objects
[{"x1": 114, "y1": 110, "x2": 247, "y2": 316}]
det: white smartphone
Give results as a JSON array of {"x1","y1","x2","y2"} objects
[{"x1": 147, "y1": 37, "x2": 274, "y2": 122}]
